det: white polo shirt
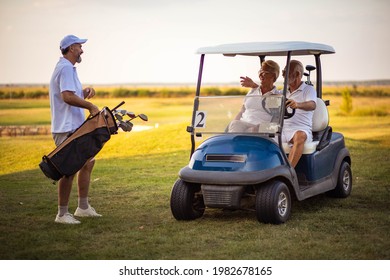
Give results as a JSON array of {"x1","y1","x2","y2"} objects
[
  {"x1": 283, "y1": 82, "x2": 317, "y2": 142},
  {"x1": 241, "y1": 86, "x2": 280, "y2": 125},
  {"x1": 49, "y1": 57, "x2": 85, "y2": 133}
]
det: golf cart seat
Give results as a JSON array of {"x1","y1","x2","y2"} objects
[{"x1": 283, "y1": 98, "x2": 332, "y2": 154}]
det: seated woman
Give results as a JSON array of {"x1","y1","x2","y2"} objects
[{"x1": 228, "y1": 60, "x2": 281, "y2": 133}]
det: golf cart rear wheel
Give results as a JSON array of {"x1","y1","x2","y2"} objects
[
  {"x1": 256, "y1": 180, "x2": 291, "y2": 224},
  {"x1": 329, "y1": 161, "x2": 352, "y2": 198},
  {"x1": 170, "y1": 179, "x2": 205, "y2": 220}
]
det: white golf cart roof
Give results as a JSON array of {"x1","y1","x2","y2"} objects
[{"x1": 196, "y1": 41, "x2": 335, "y2": 56}]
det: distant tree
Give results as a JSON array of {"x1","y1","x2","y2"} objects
[{"x1": 340, "y1": 88, "x2": 353, "y2": 114}]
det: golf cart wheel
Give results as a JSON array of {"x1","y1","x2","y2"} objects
[
  {"x1": 255, "y1": 180, "x2": 291, "y2": 224},
  {"x1": 170, "y1": 179, "x2": 205, "y2": 220},
  {"x1": 329, "y1": 161, "x2": 352, "y2": 198}
]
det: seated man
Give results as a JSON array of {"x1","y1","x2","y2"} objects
[
  {"x1": 228, "y1": 60, "x2": 281, "y2": 133},
  {"x1": 282, "y1": 60, "x2": 317, "y2": 168}
]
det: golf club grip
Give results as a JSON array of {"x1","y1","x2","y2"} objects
[{"x1": 111, "y1": 101, "x2": 125, "y2": 112}]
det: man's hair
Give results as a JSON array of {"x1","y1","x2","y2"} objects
[
  {"x1": 61, "y1": 46, "x2": 70, "y2": 55},
  {"x1": 262, "y1": 60, "x2": 280, "y2": 82},
  {"x1": 290, "y1": 60, "x2": 304, "y2": 78}
]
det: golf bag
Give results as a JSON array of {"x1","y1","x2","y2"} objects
[{"x1": 39, "y1": 105, "x2": 119, "y2": 181}]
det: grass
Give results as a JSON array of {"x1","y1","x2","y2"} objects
[{"x1": 0, "y1": 96, "x2": 389, "y2": 260}]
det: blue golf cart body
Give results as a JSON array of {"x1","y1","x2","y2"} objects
[{"x1": 170, "y1": 41, "x2": 352, "y2": 224}]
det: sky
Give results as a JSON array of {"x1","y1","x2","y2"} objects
[{"x1": 0, "y1": 0, "x2": 389, "y2": 85}]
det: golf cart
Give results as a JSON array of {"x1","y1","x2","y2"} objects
[{"x1": 170, "y1": 41, "x2": 352, "y2": 224}]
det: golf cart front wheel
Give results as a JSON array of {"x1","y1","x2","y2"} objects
[
  {"x1": 170, "y1": 178, "x2": 205, "y2": 220},
  {"x1": 256, "y1": 180, "x2": 291, "y2": 224}
]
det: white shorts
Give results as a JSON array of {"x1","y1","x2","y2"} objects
[{"x1": 282, "y1": 129, "x2": 312, "y2": 144}]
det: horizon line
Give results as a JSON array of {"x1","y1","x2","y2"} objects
[{"x1": 1, "y1": 79, "x2": 390, "y2": 87}]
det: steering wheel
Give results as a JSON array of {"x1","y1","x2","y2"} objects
[
  {"x1": 261, "y1": 97, "x2": 272, "y2": 115},
  {"x1": 284, "y1": 99, "x2": 295, "y2": 119}
]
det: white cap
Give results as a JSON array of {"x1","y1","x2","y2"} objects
[{"x1": 60, "y1": 35, "x2": 87, "y2": 50}]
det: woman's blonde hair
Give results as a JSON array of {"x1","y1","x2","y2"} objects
[{"x1": 262, "y1": 60, "x2": 280, "y2": 82}]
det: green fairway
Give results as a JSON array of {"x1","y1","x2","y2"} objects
[{"x1": 0, "y1": 96, "x2": 389, "y2": 259}]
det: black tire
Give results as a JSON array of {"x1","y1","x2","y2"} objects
[
  {"x1": 170, "y1": 179, "x2": 205, "y2": 220},
  {"x1": 329, "y1": 161, "x2": 352, "y2": 198},
  {"x1": 256, "y1": 180, "x2": 291, "y2": 224}
]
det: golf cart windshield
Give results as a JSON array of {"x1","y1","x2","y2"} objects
[
  {"x1": 193, "y1": 94, "x2": 284, "y2": 137},
  {"x1": 189, "y1": 41, "x2": 334, "y2": 149}
]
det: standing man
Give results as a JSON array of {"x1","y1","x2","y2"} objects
[
  {"x1": 282, "y1": 60, "x2": 317, "y2": 167},
  {"x1": 50, "y1": 35, "x2": 101, "y2": 224}
]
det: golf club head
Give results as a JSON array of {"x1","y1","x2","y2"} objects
[
  {"x1": 138, "y1": 114, "x2": 148, "y2": 121},
  {"x1": 118, "y1": 109, "x2": 127, "y2": 115},
  {"x1": 114, "y1": 113, "x2": 123, "y2": 121},
  {"x1": 118, "y1": 120, "x2": 133, "y2": 132},
  {"x1": 126, "y1": 112, "x2": 136, "y2": 118}
]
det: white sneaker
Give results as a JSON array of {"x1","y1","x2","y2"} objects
[
  {"x1": 74, "y1": 205, "x2": 102, "y2": 217},
  {"x1": 55, "y1": 213, "x2": 81, "y2": 224}
]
